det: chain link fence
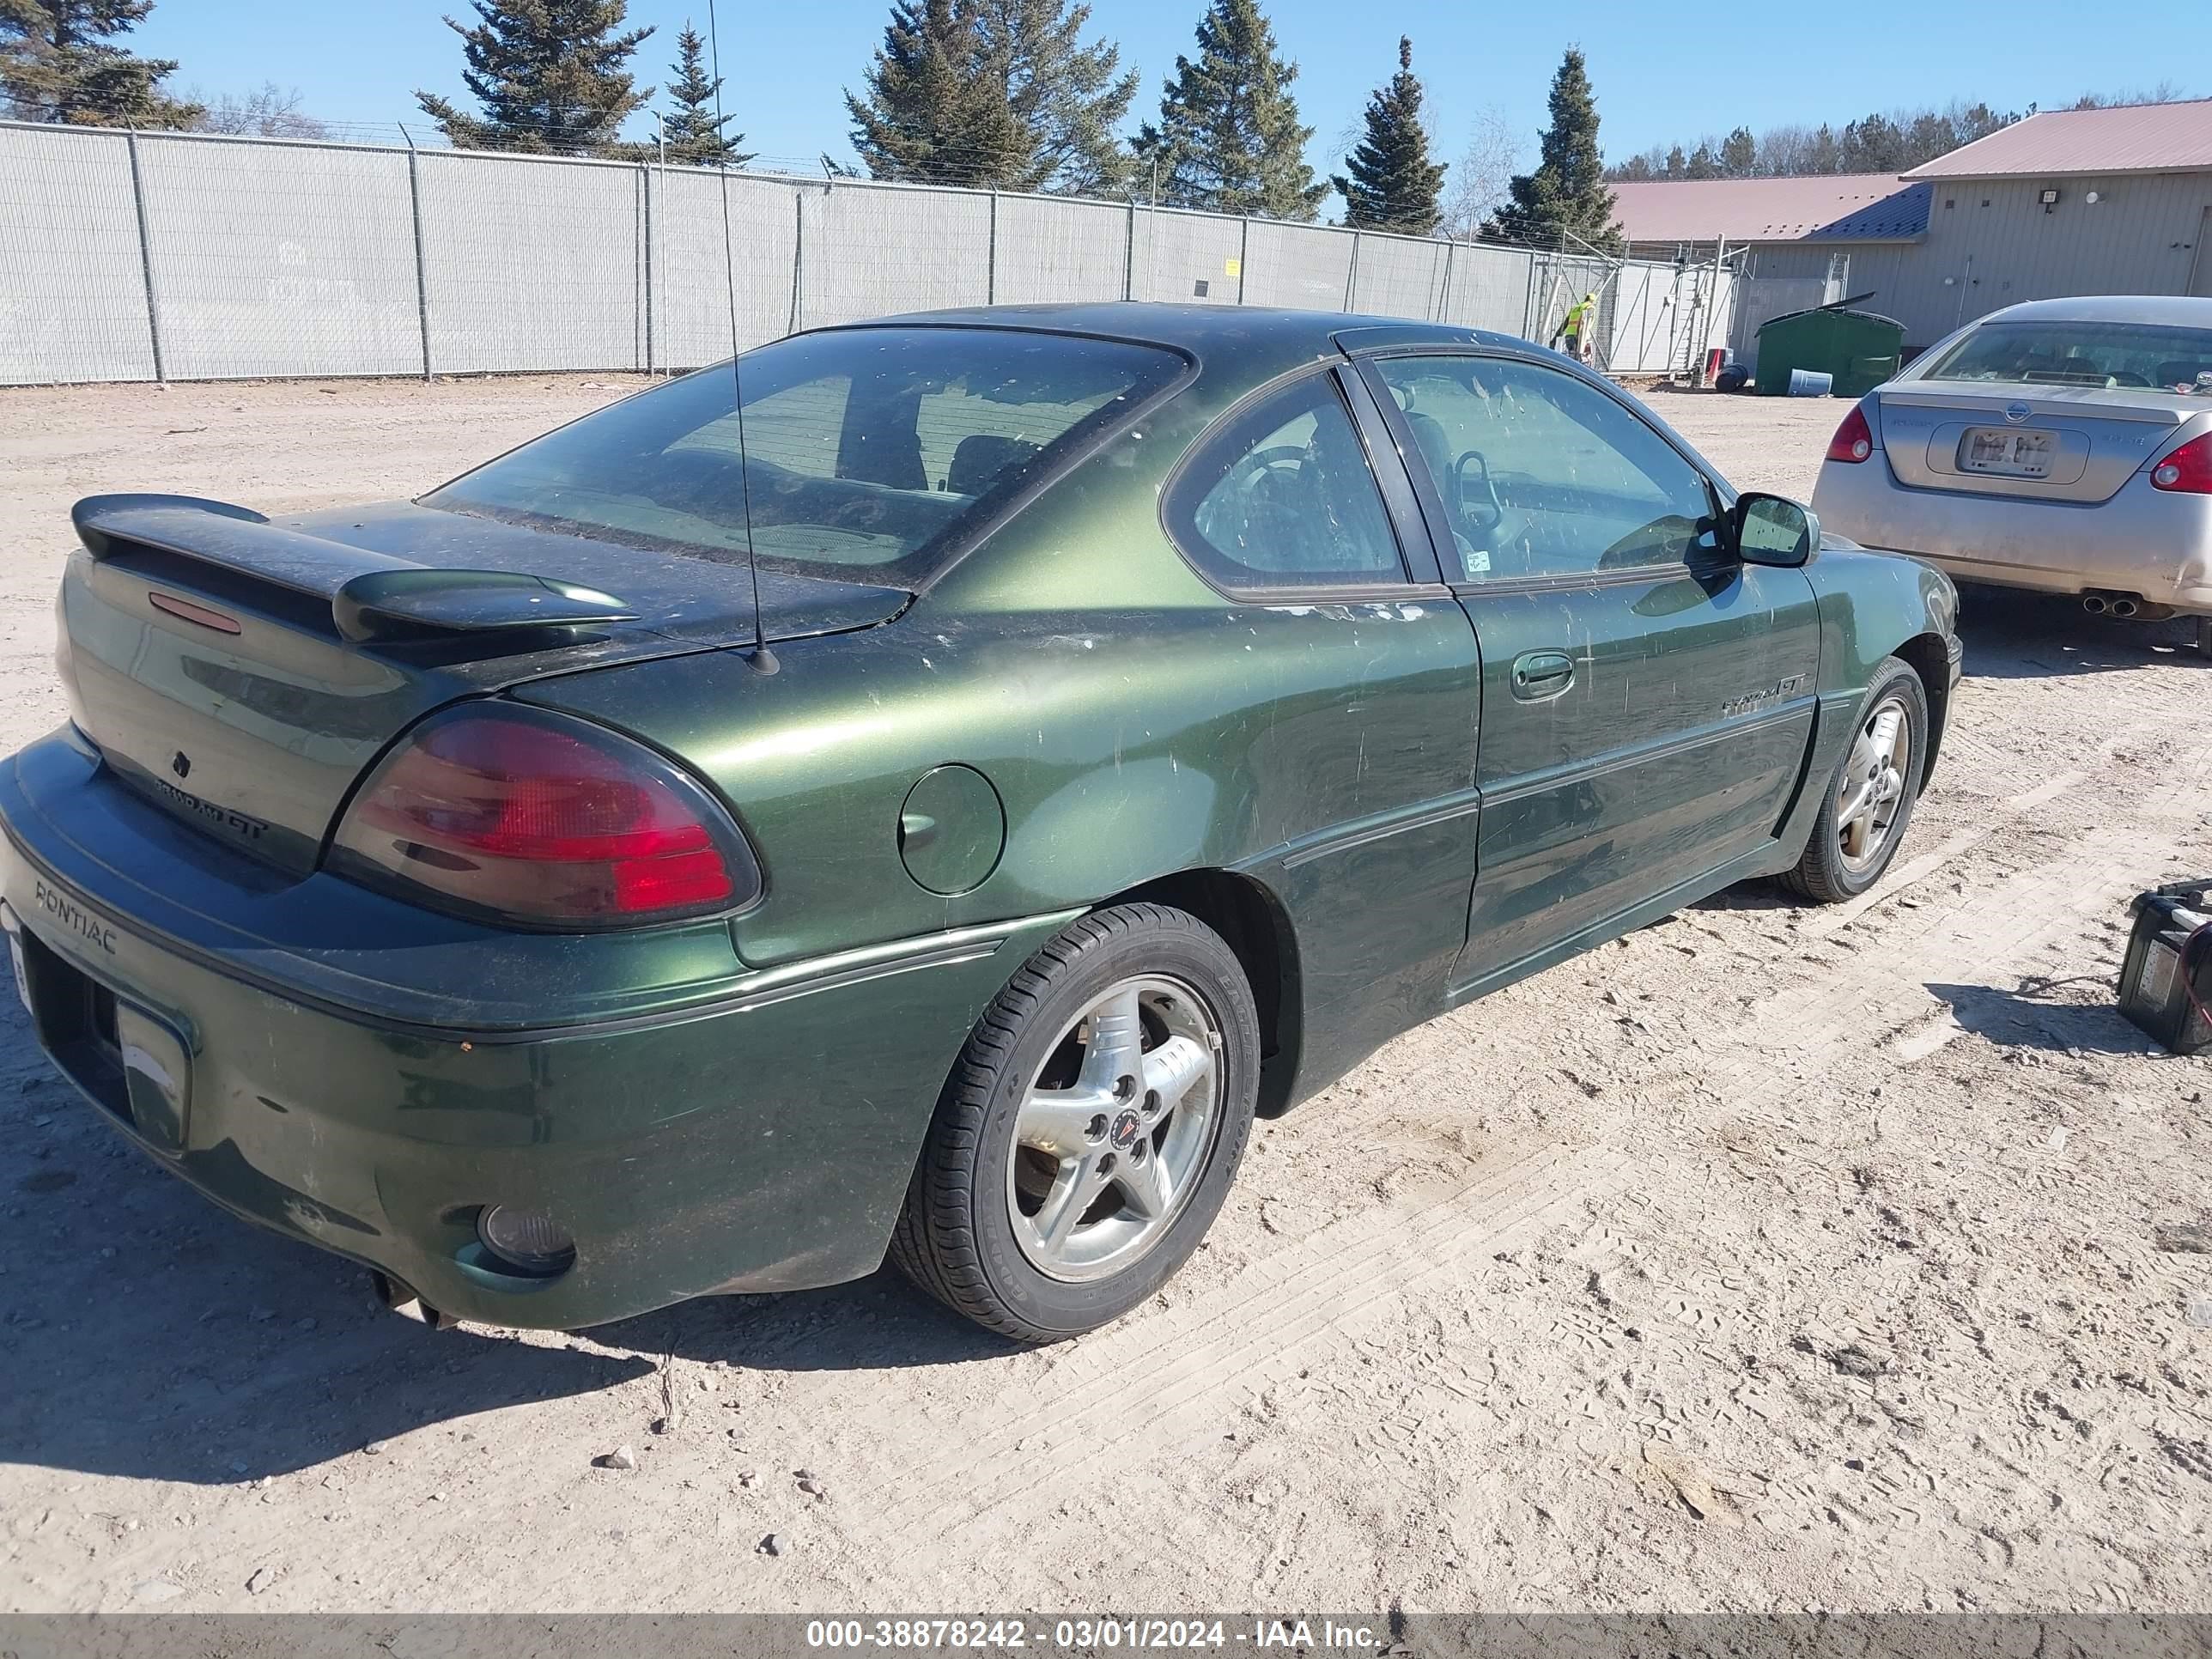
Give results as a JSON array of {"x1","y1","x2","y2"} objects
[{"x1": 0, "y1": 119, "x2": 1735, "y2": 386}]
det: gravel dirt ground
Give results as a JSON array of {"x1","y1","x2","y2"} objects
[{"x1": 2, "y1": 374, "x2": 2209, "y2": 1615}]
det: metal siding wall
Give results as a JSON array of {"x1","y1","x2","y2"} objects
[
  {"x1": 134, "y1": 135, "x2": 422, "y2": 380},
  {"x1": 1903, "y1": 173, "x2": 2212, "y2": 346},
  {"x1": 799, "y1": 181, "x2": 990, "y2": 326},
  {"x1": 1437, "y1": 242, "x2": 1533, "y2": 334},
  {"x1": 0, "y1": 125, "x2": 155, "y2": 384},
  {"x1": 416, "y1": 151, "x2": 642, "y2": 374},
  {"x1": 1129, "y1": 210, "x2": 1243, "y2": 304},
  {"x1": 991, "y1": 195, "x2": 1128, "y2": 304},
  {"x1": 1240, "y1": 221, "x2": 1352, "y2": 309},
  {"x1": 647, "y1": 168, "x2": 797, "y2": 368},
  {"x1": 1348, "y1": 232, "x2": 1445, "y2": 320}
]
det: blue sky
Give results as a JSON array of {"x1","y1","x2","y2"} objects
[{"x1": 137, "y1": 0, "x2": 2207, "y2": 180}]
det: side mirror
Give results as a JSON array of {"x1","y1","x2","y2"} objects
[{"x1": 1733, "y1": 492, "x2": 1819, "y2": 568}]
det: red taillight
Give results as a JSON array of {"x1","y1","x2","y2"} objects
[
  {"x1": 1826, "y1": 403, "x2": 1875, "y2": 464},
  {"x1": 2150, "y1": 431, "x2": 2212, "y2": 495},
  {"x1": 333, "y1": 707, "x2": 757, "y2": 926}
]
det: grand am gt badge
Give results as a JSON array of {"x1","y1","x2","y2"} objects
[{"x1": 1720, "y1": 674, "x2": 1808, "y2": 719}]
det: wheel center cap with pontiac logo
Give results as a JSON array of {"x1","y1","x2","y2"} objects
[
  {"x1": 1109, "y1": 1109, "x2": 1144, "y2": 1152},
  {"x1": 2003, "y1": 401, "x2": 2032, "y2": 424},
  {"x1": 170, "y1": 750, "x2": 191, "y2": 780}
]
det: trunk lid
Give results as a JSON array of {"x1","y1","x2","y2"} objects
[
  {"x1": 1875, "y1": 382, "x2": 2198, "y2": 504},
  {"x1": 58, "y1": 494, "x2": 907, "y2": 876}
]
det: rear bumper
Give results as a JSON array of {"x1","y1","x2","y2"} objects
[
  {"x1": 1812, "y1": 455, "x2": 2212, "y2": 611},
  {"x1": 0, "y1": 728, "x2": 1066, "y2": 1329}
]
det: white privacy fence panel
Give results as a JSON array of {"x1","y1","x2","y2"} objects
[
  {"x1": 0, "y1": 125, "x2": 156, "y2": 384},
  {"x1": 0, "y1": 120, "x2": 1735, "y2": 387},
  {"x1": 1242, "y1": 221, "x2": 1352, "y2": 309},
  {"x1": 797, "y1": 180, "x2": 991, "y2": 327},
  {"x1": 135, "y1": 134, "x2": 422, "y2": 380},
  {"x1": 417, "y1": 150, "x2": 644, "y2": 374},
  {"x1": 1131, "y1": 209, "x2": 1245, "y2": 305},
  {"x1": 648, "y1": 168, "x2": 798, "y2": 366},
  {"x1": 991, "y1": 194, "x2": 1129, "y2": 305},
  {"x1": 1606, "y1": 263, "x2": 1679, "y2": 374},
  {"x1": 1350, "y1": 232, "x2": 1446, "y2": 321},
  {"x1": 1437, "y1": 241, "x2": 1534, "y2": 335}
]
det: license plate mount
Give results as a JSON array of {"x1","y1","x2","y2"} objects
[{"x1": 1960, "y1": 426, "x2": 2057, "y2": 478}]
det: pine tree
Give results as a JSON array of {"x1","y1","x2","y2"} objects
[
  {"x1": 976, "y1": 0, "x2": 1136, "y2": 195},
  {"x1": 1720, "y1": 125, "x2": 1755, "y2": 176},
  {"x1": 1135, "y1": 0, "x2": 1324, "y2": 221},
  {"x1": 846, "y1": 0, "x2": 1133, "y2": 193},
  {"x1": 415, "y1": 0, "x2": 654, "y2": 156},
  {"x1": 659, "y1": 21, "x2": 750, "y2": 167},
  {"x1": 1485, "y1": 47, "x2": 1619, "y2": 251},
  {"x1": 1332, "y1": 37, "x2": 1445, "y2": 234},
  {"x1": 845, "y1": 0, "x2": 1020, "y2": 185},
  {"x1": 1, "y1": 0, "x2": 201, "y2": 127}
]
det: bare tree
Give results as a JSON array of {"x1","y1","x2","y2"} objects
[
  {"x1": 1442, "y1": 105, "x2": 1522, "y2": 239},
  {"x1": 2071, "y1": 80, "x2": 2192, "y2": 108},
  {"x1": 190, "y1": 82, "x2": 326, "y2": 138}
]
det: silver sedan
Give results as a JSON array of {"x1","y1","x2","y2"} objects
[{"x1": 1811, "y1": 295, "x2": 2212, "y2": 653}]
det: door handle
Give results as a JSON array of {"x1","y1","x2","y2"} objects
[{"x1": 1510, "y1": 649, "x2": 1576, "y2": 701}]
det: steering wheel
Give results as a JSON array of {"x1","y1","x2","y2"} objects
[
  {"x1": 1237, "y1": 445, "x2": 1310, "y2": 477},
  {"x1": 1452, "y1": 449, "x2": 1507, "y2": 538}
]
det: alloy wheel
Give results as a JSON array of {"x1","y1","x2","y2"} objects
[
  {"x1": 1836, "y1": 693, "x2": 1913, "y2": 872},
  {"x1": 1005, "y1": 975, "x2": 1223, "y2": 1283}
]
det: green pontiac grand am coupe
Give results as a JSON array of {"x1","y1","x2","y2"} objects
[{"x1": 1, "y1": 305, "x2": 1960, "y2": 1341}]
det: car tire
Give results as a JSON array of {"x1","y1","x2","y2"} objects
[
  {"x1": 889, "y1": 902, "x2": 1260, "y2": 1342},
  {"x1": 1781, "y1": 657, "x2": 1929, "y2": 905},
  {"x1": 2196, "y1": 617, "x2": 2212, "y2": 658}
]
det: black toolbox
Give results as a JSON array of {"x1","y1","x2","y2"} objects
[{"x1": 2118, "y1": 880, "x2": 2212, "y2": 1055}]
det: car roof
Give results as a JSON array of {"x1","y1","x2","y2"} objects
[
  {"x1": 822, "y1": 302, "x2": 1525, "y2": 392},
  {"x1": 1976, "y1": 295, "x2": 2212, "y2": 327},
  {"x1": 864, "y1": 301, "x2": 1504, "y2": 352}
]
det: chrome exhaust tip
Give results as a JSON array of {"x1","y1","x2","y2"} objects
[
  {"x1": 2110, "y1": 598, "x2": 2140, "y2": 619},
  {"x1": 370, "y1": 1270, "x2": 457, "y2": 1330},
  {"x1": 2081, "y1": 594, "x2": 2110, "y2": 615}
]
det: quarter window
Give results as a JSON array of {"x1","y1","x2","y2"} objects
[
  {"x1": 1373, "y1": 356, "x2": 1718, "y2": 582},
  {"x1": 1170, "y1": 373, "x2": 1407, "y2": 589}
]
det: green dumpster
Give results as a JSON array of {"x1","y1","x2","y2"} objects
[{"x1": 1754, "y1": 304, "x2": 1905, "y2": 398}]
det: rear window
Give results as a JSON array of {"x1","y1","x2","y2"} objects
[
  {"x1": 424, "y1": 327, "x2": 1182, "y2": 585},
  {"x1": 1921, "y1": 319, "x2": 2212, "y2": 392}
]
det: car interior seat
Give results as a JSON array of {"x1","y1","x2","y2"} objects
[{"x1": 945, "y1": 434, "x2": 1042, "y2": 497}]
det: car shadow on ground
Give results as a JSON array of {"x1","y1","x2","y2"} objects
[
  {"x1": 1927, "y1": 976, "x2": 2166, "y2": 1057},
  {"x1": 1954, "y1": 586, "x2": 2205, "y2": 680},
  {"x1": 597, "y1": 1273, "x2": 1017, "y2": 1376},
  {"x1": 0, "y1": 1004, "x2": 1004, "y2": 1489}
]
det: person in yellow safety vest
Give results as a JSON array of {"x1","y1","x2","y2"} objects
[{"x1": 1552, "y1": 291, "x2": 1597, "y2": 362}]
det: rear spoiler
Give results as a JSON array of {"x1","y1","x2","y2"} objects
[{"x1": 70, "y1": 494, "x2": 638, "y2": 643}]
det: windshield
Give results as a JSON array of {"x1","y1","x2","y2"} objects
[
  {"x1": 1921, "y1": 319, "x2": 2212, "y2": 392},
  {"x1": 426, "y1": 326, "x2": 1182, "y2": 584}
]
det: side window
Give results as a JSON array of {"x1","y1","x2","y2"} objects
[
  {"x1": 1373, "y1": 356, "x2": 1717, "y2": 582},
  {"x1": 1169, "y1": 372, "x2": 1407, "y2": 589}
]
